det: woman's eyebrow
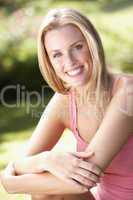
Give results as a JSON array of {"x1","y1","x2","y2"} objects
[
  {"x1": 49, "y1": 40, "x2": 84, "y2": 53},
  {"x1": 70, "y1": 39, "x2": 84, "y2": 47}
]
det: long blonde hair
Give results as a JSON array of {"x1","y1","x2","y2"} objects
[{"x1": 37, "y1": 8, "x2": 111, "y2": 113}]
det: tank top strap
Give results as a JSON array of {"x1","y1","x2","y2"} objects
[{"x1": 69, "y1": 89, "x2": 78, "y2": 134}]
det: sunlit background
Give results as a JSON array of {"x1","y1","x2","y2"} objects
[{"x1": 0, "y1": 0, "x2": 133, "y2": 199}]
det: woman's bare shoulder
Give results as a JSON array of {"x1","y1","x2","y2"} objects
[
  {"x1": 111, "y1": 73, "x2": 133, "y2": 117},
  {"x1": 45, "y1": 92, "x2": 70, "y2": 126},
  {"x1": 112, "y1": 73, "x2": 133, "y2": 95},
  {"x1": 51, "y1": 92, "x2": 69, "y2": 111},
  {"x1": 119, "y1": 73, "x2": 133, "y2": 83}
]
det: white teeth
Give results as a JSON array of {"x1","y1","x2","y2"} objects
[{"x1": 67, "y1": 67, "x2": 82, "y2": 76}]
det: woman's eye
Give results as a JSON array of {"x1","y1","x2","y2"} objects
[
  {"x1": 53, "y1": 52, "x2": 62, "y2": 58},
  {"x1": 75, "y1": 44, "x2": 83, "y2": 50}
]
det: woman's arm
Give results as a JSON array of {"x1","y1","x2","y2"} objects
[
  {"x1": 1, "y1": 162, "x2": 88, "y2": 195},
  {"x1": 85, "y1": 77, "x2": 133, "y2": 171},
  {"x1": 11, "y1": 92, "x2": 101, "y2": 184},
  {"x1": 13, "y1": 149, "x2": 101, "y2": 185},
  {"x1": 1, "y1": 93, "x2": 69, "y2": 194},
  {"x1": 24, "y1": 92, "x2": 66, "y2": 156},
  {"x1": 13, "y1": 92, "x2": 66, "y2": 175},
  {"x1": 1, "y1": 93, "x2": 101, "y2": 195}
]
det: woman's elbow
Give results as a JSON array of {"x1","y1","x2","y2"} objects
[{"x1": 0, "y1": 172, "x2": 18, "y2": 194}]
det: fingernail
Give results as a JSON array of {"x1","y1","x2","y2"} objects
[
  {"x1": 88, "y1": 151, "x2": 93, "y2": 154},
  {"x1": 86, "y1": 151, "x2": 94, "y2": 155}
]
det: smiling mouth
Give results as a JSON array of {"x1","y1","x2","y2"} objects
[{"x1": 66, "y1": 66, "x2": 84, "y2": 77}]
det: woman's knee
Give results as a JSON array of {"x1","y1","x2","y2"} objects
[
  {"x1": 31, "y1": 194, "x2": 63, "y2": 200},
  {"x1": 31, "y1": 194, "x2": 52, "y2": 200},
  {"x1": 31, "y1": 193, "x2": 90, "y2": 200}
]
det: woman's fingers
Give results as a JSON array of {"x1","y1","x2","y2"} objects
[
  {"x1": 64, "y1": 177, "x2": 88, "y2": 192},
  {"x1": 78, "y1": 160, "x2": 102, "y2": 176},
  {"x1": 75, "y1": 167, "x2": 99, "y2": 183},
  {"x1": 72, "y1": 151, "x2": 103, "y2": 176},
  {"x1": 70, "y1": 172, "x2": 96, "y2": 188},
  {"x1": 72, "y1": 151, "x2": 94, "y2": 159}
]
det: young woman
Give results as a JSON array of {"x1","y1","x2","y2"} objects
[{"x1": 1, "y1": 8, "x2": 133, "y2": 200}]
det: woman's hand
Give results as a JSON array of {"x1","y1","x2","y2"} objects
[
  {"x1": 44, "y1": 151, "x2": 102, "y2": 188},
  {"x1": 0, "y1": 162, "x2": 89, "y2": 195},
  {"x1": 0, "y1": 162, "x2": 16, "y2": 193}
]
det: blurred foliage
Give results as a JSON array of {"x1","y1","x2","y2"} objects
[
  {"x1": 98, "y1": 0, "x2": 133, "y2": 10},
  {"x1": 0, "y1": 0, "x2": 133, "y2": 98}
]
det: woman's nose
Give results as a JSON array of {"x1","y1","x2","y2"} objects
[{"x1": 64, "y1": 52, "x2": 75, "y2": 67}]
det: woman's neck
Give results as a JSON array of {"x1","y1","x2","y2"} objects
[
  {"x1": 73, "y1": 72, "x2": 114, "y2": 106},
  {"x1": 73, "y1": 82, "x2": 95, "y2": 106}
]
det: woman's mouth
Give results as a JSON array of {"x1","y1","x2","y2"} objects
[{"x1": 66, "y1": 66, "x2": 84, "y2": 77}]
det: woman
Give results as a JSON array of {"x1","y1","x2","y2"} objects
[{"x1": 1, "y1": 8, "x2": 133, "y2": 200}]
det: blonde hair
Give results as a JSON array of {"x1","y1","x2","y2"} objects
[{"x1": 37, "y1": 8, "x2": 111, "y2": 112}]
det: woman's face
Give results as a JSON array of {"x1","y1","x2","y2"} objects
[{"x1": 44, "y1": 24, "x2": 92, "y2": 87}]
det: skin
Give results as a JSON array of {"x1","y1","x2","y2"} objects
[
  {"x1": 45, "y1": 24, "x2": 92, "y2": 88},
  {"x1": 1, "y1": 24, "x2": 133, "y2": 200}
]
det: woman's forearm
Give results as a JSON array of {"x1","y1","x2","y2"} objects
[
  {"x1": 2, "y1": 172, "x2": 87, "y2": 195},
  {"x1": 14, "y1": 151, "x2": 49, "y2": 175}
]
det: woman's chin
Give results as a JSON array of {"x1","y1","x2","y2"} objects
[{"x1": 71, "y1": 79, "x2": 89, "y2": 88}]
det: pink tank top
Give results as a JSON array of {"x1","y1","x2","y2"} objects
[{"x1": 68, "y1": 87, "x2": 133, "y2": 200}]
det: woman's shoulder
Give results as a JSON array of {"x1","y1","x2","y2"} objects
[
  {"x1": 118, "y1": 73, "x2": 133, "y2": 83},
  {"x1": 112, "y1": 73, "x2": 133, "y2": 96},
  {"x1": 110, "y1": 73, "x2": 133, "y2": 117},
  {"x1": 52, "y1": 92, "x2": 69, "y2": 107},
  {"x1": 46, "y1": 92, "x2": 70, "y2": 124},
  {"x1": 46, "y1": 92, "x2": 69, "y2": 114}
]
